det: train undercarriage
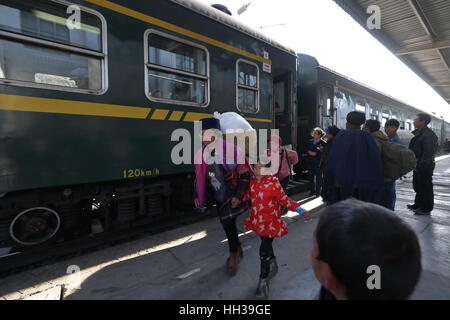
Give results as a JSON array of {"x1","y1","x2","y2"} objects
[{"x1": 0, "y1": 174, "x2": 195, "y2": 251}]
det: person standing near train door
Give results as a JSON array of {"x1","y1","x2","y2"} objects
[
  {"x1": 408, "y1": 113, "x2": 439, "y2": 216},
  {"x1": 267, "y1": 135, "x2": 299, "y2": 192},
  {"x1": 306, "y1": 128, "x2": 326, "y2": 197}
]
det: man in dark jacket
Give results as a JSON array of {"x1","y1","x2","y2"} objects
[{"x1": 408, "y1": 113, "x2": 438, "y2": 215}]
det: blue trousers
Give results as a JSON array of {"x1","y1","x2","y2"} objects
[
  {"x1": 308, "y1": 163, "x2": 322, "y2": 195},
  {"x1": 381, "y1": 180, "x2": 396, "y2": 211}
]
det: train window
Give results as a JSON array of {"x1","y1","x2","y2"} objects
[
  {"x1": 370, "y1": 103, "x2": 381, "y2": 121},
  {"x1": 355, "y1": 104, "x2": 366, "y2": 113},
  {"x1": 145, "y1": 30, "x2": 209, "y2": 106},
  {"x1": 355, "y1": 96, "x2": 366, "y2": 113},
  {"x1": 0, "y1": 0, "x2": 106, "y2": 93},
  {"x1": 236, "y1": 59, "x2": 259, "y2": 113},
  {"x1": 320, "y1": 87, "x2": 332, "y2": 116}
]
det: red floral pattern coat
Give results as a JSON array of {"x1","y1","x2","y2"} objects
[{"x1": 244, "y1": 175, "x2": 300, "y2": 238}]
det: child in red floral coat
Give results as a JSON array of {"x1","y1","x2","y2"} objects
[{"x1": 244, "y1": 160, "x2": 310, "y2": 299}]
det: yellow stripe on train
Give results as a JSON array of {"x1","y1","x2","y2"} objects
[
  {"x1": 0, "y1": 94, "x2": 272, "y2": 123},
  {"x1": 0, "y1": 94, "x2": 151, "y2": 119}
]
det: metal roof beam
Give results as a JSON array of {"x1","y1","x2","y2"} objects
[
  {"x1": 407, "y1": 0, "x2": 437, "y2": 39},
  {"x1": 432, "y1": 81, "x2": 450, "y2": 87},
  {"x1": 407, "y1": 0, "x2": 450, "y2": 96},
  {"x1": 395, "y1": 40, "x2": 450, "y2": 56}
]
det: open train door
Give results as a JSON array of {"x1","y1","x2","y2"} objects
[{"x1": 273, "y1": 68, "x2": 296, "y2": 149}]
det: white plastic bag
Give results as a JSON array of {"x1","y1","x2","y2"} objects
[
  {"x1": 214, "y1": 112, "x2": 256, "y2": 156},
  {"x1": 214, "y1": 112, "x2": 254, "y2": 134}
]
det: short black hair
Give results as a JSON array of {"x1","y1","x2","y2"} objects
[
  {"x1": 326, "y1": 125, "x2": 340, "y2": 137},
  {"x1": 417, "y1": 113, "x2": 431, "y2": 125},
  {"x1": 364, "y1": 119, "x2": 381, "y2": 133},
  {"x1": 315, "y1": 198, "x2": 421, "y2": 300},
  {"x1": 385, "y1": 119, "x2": 400, "y2": 129}
]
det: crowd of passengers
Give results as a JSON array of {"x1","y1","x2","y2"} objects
[{"x1": 193, "y1": 111, "x2": 438, "y2": 300}]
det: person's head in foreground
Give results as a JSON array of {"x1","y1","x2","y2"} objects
[{"x1": 311, "y1": 198, "x2": 422, "y2": 300}]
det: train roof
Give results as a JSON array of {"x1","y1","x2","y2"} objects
[
  {"x1": 169, "y1": 0, "x2": 297, "y2": 56},
  {"x1": 318, "y1": 65, "x2": 447, "y2": 123}
]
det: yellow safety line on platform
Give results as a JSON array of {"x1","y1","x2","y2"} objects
[
  {"x1": 84, "y1": 0, "x2": 271, "y2": 65},
  {"x1": 0, "y1": 94, "x2": 150, "y2": 119}
]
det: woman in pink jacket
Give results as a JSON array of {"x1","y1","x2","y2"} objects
[
  {"x1": 267, "y1": 135, "x2": 299, "y2": 192},
  {"x1": 244, "y1": 159, "x2": 310, "y2": 300}
]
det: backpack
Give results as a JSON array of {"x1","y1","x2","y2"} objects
[{"x1": 381, "y1": 141, "x2": 417, "y2": 180}]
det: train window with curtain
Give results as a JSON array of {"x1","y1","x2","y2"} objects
[
  {"x1": 236, "y1": 59, "x2": 259, "y2": 113},
  {"x1": 145, "y1": 31, "x2": 209, "y2": 106},
  {"x1": 0, "y1": 0, "x2": 106, "y2": 93}
]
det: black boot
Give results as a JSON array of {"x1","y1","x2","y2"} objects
[
  {"x1": 255, "y1": 277, "x2": 269, "y2": 300},
  {"x1": 255, "y1": 256, "x2": 271, "y2": 299},
  {"x1": 267, "y1": 256, "x2": 278, "y2": 279}
]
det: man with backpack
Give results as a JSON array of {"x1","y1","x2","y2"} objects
[
  {"x1": 364, "y1": 120, "x2": 417, "y2": 211},
  {"x1": 408, "y1": 113, "x2": 439, "y2": 216}
]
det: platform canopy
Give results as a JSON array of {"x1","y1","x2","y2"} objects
[{"x1": 333, "y1": 0, "x2": 450, "y2": 107}]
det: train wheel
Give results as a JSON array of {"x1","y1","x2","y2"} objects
[{"x1": 9, "y1": 207, "x2": 61, "y2": 246}]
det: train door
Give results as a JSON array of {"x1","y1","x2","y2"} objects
[
  {"x1": 273, "y1": 69, "x2": 295, "y2": 147},
  {"x1": 319, "y1": 86, "x2": 334, "y2": 129}
]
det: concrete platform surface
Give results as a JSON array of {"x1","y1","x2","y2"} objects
[{"x1": 0, "y1": 156, "x2": 449, "y2": 300}]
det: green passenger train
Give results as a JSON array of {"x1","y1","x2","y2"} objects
[{"x1": 0, "y1": 0, "x2": 448, "y2": 249}]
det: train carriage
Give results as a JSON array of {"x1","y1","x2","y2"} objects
[
  {"x1": 0, "y1": 0, "x2": 298, "y2": 248},
  {"x1": 296, "y1": 53, "x2": 449, "y2": 155},
  {"x1": 0, "y1": 0, "x2": 448, "y2": 252}
]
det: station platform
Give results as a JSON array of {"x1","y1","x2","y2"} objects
[{"x1": 0, "y1": 156, "x2": 449, "y2": 300}]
